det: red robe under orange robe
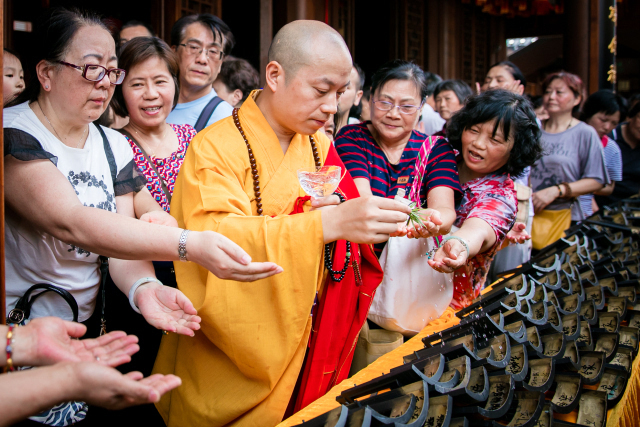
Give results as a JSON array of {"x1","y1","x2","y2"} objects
[{"x1": 292, "y1": 145, "x2": 383, "y2": 411}]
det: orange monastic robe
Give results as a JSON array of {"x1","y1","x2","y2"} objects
[{"x1": 153, "y1": 91, "x2": 329, "y2": 426}]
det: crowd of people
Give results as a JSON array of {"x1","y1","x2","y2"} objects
[{"x1": 1, "y1": 6, "x2": 639, "y2": 427}]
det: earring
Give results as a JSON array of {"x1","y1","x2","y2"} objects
[{"x1": 45, "y1": 85, "x2": 49, "y2": 89}]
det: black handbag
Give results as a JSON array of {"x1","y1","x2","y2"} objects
[{"x1": 7, "y1": 283, "x2": 79, "y2": 324}]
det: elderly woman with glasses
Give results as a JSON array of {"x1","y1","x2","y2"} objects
[
  {"x1": 335, "y1": 60, "x2": 461, "y2": 256},
  {"x1": 3, "y1": 6, "x2": 281, "y2": 397}
]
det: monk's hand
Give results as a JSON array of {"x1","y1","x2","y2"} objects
[
  {"x1": 134, "y1": 282, "x2": 202, "y2": 336},
  {"x1": 139, "y1": 210, "x2": 179, "y2": 228},
  {"x1": 190, "y1": 230, "x2": 283, "y2": 282},
  {"x1": 428, "y1": 239, "x2": 468, "y2": 273},
  {"x1": 322, "y1": 196, "x2": 411, "y2": 244},
  {"x1": 406, "y1": 209, "x2": 443, "y2": 239},
  {"x1": 310, "y1": 195, "x2": 341, "y2": 211},
  {"x1": 507, "y1": 222, "x2": 531, "y2": 244},
  {"x1": 67, "y1": 361, "x2": 181, "y2": 409},
  {"x1": 12, "y1": 317, "x2": 139, "y2": 368}
]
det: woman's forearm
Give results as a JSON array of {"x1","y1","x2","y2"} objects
[
  {"x1": 594, "y1": 181, "x2": 615, "y2": 196},
  {"x1": 133, "y1": 188, "x2": 164, "y2": 218},
  {"x1": 565, "y1": 178, "x2": 605, "y2": 197},
  {"x1": 4, "y1": 157, "x2": 184, "y2": 261},
  {"x1": 0, "y1": 364, "x2": 78, "y2": 427},
  {"x1": 109, "y1": 259, "x2": 157, "y2": 298},
  {"x1": 433, "y1": 207, "x2": 456, "y2": 235},
  {"x1": 452, "y1": 217, "x2": 497, "y2": 257},
  {"x1": 59, "y1": 204, "x2": 184, "y2": 261},
  {"x1": 353, "y1": 178, "x2": 373, "y2": 197}
]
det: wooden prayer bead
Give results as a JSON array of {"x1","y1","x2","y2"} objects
[{"x1": 232, "y1": 107, "x2": 321, "y2": 216}]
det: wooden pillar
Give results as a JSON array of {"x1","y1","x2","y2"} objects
[
  {"x1": 441, "y1": 0, "x2": 459, "y2": 80},
  {"x1": 597, "y1": 0, "x2": 615, "y2": 91},
  {"x1": 426, "y1": 0, "x2": 440, "y2": 74},
  {"x1": 564, "y1": 0, "x2": 589, "y2": 86},
  {"x1": 1, "y1": 0, "x2": 5, "y2": 324},
  {"x1": 260, "y1": 0, "x2": 273, "y2": 86}
]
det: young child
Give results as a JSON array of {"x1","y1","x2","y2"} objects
[
  {"x1": 3, "y1": 49, "x2": 24, "y2": 107},
  {"x1": 423, "y1": 89, "x2": 543, "y2": 309}
]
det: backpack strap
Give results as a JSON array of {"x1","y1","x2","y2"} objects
[{"x1": 194, "y1": 96, "x2": 224, "y2": 132}]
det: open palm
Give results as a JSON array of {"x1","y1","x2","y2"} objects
[
  {"x1": 17, "y1": 317, "x2": 139, "y2": 367},
  {"x1": 135, "y1": 282, "x2": 202, "y2": 336}
]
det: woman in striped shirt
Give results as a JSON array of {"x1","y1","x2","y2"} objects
[{"x1": 335, "y1": 60, "x2": 462, "y2": 255}]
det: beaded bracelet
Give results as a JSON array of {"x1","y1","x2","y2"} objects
[{"x1": 6, "y1": 324, "x2": 16, "y2": 372}]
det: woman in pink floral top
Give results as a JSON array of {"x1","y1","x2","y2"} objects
[
  {"x1": 104, "y1": 37, "x2": 200, "y2": 423},
  {"x1": 422, "y1": 90, "x2": 543, "y2": 309},
  {"x1": 126, "y1": 123, "x2": 196, "y2": 211}
]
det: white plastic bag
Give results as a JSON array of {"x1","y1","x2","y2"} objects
[{"x1": 368, "y1": 234, "x2": 454, "y2": 336}]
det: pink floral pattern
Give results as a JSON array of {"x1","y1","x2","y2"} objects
[
  {"x1": 125, "y1": 123, "x2": 196, "y2": 212},
  {"x1": 450, "y1": 173, "x2": 518, "y2": 309}
]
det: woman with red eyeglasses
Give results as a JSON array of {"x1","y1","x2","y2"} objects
[{"x1": 3, "y1": 9, "x2": 281, "y2": 425}]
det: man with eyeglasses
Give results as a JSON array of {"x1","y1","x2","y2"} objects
[{"x1": 167, "y1": 14, "x2": 235, "y2": 132}]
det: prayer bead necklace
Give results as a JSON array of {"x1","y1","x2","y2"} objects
[{"x1": 231, "y1": 107, "x2": 351, "y2": 282}]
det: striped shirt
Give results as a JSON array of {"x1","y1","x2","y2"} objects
[
  {"x1": 335, "y1": 122, "x2": 461, "y2": 201},
  {"x1": 578, "y1": 135, "x2": 623, "y2": 216}
]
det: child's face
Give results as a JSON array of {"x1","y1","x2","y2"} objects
[
  {"x1": 461, "y1": 119, "x2": 513, "y2": 176},
  {"x1": 3, "y1": 52, "x2": 24, "y2": 106}
]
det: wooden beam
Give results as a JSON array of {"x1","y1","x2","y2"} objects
[
  {"x1": 260, "y1": 0, "x2": 273, "y2": 86},
  {"x1": 589, "y1": 0, "x2": 600, "y2": 94},
  {"x1": 564, "y1": 0, "x2": 590, "y2": 87}
]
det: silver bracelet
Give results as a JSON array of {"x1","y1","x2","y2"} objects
[
  {"x1": 128, "y1": 277, "x2": 163, "y2": 314},
  {"x1": 441, "y1": 235, "x2": 471, "y2": 259},
  {"x1": 178, "y1": 229, "x2": 190, "y2": 262}
]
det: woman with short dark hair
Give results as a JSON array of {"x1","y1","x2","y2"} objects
[
  {"x1": 423, "y1": 89, "x2": 543, "y2": 308},
  {"x1": 212, "y1": 56, "x2": 260, "y2": 107},
  {"x1": 433, "y1": 79, "x2": 474, "y2": 126},
  {"x1": 481, "y1": 61, "x2": 526, "y2": 95},
  {"x1": 335, "y1": 60, "x2": 462, "y2": 256},
  {"x1": 580, "y1": 90, "x2": 624, "y2": 210},
  {"x1": 108, "y1": 36, "x2": 200, "y2": 403}
]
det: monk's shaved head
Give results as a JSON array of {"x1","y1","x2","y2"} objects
[{"x1": 268, "y1": 20, "x2": 352, "y2": 81}]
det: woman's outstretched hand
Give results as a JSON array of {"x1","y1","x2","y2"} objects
[
  {"x1": 68, "y1": 362, "x2": 181, "y2": 409},
  {"x1": 507, "y1": 222, "x2": 531, "y2": 244},
  {"x1": 406, "y1": 209, "x2": 444, "y2": 239},
  {"x1": 428, "y1": 238, "x2": 469, "y2": 273},
  {"x1": 190, "y1": 231, "x2": 284, "y2": 282},
  {"x1": 135, "y1": 282, "x2": 202, "y2": 336},
  {"x1": 12, "y1": 317, "x2": 139, "y2": 368}
]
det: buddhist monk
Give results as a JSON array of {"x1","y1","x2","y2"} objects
[{"x1": 153, "y1": 20, "x2": 411, "y2": 426}]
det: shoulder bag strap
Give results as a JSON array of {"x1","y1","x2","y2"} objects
[
  {"x1": 408, "y1": 135, "x2": 440, "y2": 203},
  {"x1": 94, "y1": 123, "x2": 117, "y2": 183},
  {"x1": 194, "y1": 95, "x2": 223, "y2": 132},
  {"x1": 119, "y1": 128, "x2": 172, "y2": 205},
  {"x1": 94, "y1": 123, "x2": 118, "y2": 335}
]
